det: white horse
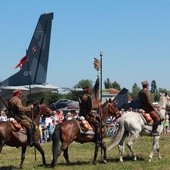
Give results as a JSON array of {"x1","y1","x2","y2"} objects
[{"x1": 107, "y1": 93, "x2": 168, "y2": 162}]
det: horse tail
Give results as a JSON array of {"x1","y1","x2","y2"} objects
[
  {"x1": 107, "y1": 118, "x2": 125, "y2": 151},
  {"x1": 51, "y1": 124, "x2": 61, "y2": 167}
]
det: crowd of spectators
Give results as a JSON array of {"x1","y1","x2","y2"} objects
[{"x1": 38, "y1": 109, "x2": 78, "y2": 143}]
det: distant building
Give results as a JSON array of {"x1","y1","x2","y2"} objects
[{"x1": 102, "y1": 88, "x2": 120, "y2": 103}]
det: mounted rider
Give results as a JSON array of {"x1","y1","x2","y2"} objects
[
  {"x1": 8, "y1": 89, "x2": 36, "y2": 146},
  {"x1": 78, "y1": 85, "x2": 101, "y2": 145},
  {"x1": 138, "y1": 81, "x2": 161, "y2": 136}
]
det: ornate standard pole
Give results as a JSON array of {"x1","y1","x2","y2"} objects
[
  {"x1": 93, "y1": 51, "x2": 103, "y2": 160},
  {"x1": 99, "y1": 51, "x2": 103, "y2": 103},
  {"x1": 99, "y1": 51, "x2": 103, "y2": 160}
]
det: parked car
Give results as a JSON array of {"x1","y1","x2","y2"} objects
[{"x1": 49, "y1": 99, "x2": 79, "y2": 115}]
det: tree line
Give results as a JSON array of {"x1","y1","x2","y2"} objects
[{"x1": 37, "y1": 78, "x2": 170, "y2": 106}]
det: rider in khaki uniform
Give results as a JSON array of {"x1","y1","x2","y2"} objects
[
  {"x1": 79, "y1": 86, "x2": 101, "y2": 145},
  {"x1": 79, "y1": 86, "x2": 92, "y2": 119},
  {"x1": 138, "y1": 81, "x2": 161, "y2": 136},
  {"x1": 8, "y1": 89, "x2": 35, "y2": 146}
]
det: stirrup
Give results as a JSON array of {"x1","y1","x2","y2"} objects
[
  {"x1": 80, "y1": 130, "x2": 95, "y2": 135},
  {"x1": 152, "y1": 132, "x2": 160, "y2": 136},
  {"x1": 35, "y1": 125, "x2": 38, "y2": 130}
]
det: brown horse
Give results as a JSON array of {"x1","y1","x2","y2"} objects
[
  {"x1": 0, "y1": 103, "x2": 54, "y2": 168},
  {"x1": 50, "y1": 100, "x2": 120, "y2": 167}
]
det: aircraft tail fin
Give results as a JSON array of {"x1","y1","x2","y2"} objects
[
  {"x1": 0, "y1": 13, "x2": 54, "y2": 86},
  {"x1": 113, "y1": 88, "x2": 129, "y2": 110}
]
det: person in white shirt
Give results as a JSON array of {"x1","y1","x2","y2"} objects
[{"x1": 0, "y1": 110, "x2": 7, "y2": 122}]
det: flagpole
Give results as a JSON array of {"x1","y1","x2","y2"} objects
[
  {"x1": 93, "y1": 51, "x2": 103, "y2": 160},
  {"x1": 26, "y1": 50, "x2": 37, "y2": 160},
  {"x1": 99, "y1": 51, "x2": 103, "y2": 160},
  {"x1": 100, "y1": 51, "x2": 103, "y2": 102}
]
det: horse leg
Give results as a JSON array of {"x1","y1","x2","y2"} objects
[
  {"x1": 100, "y1": 141, "x2": 107, "y2": 164},
  {"x1": 50, "y1": 124, "x2": 61, "y2": 167},
  {"x1": 63, "y1": 147, "x2": 71, "y2": 164},
  {"x1": 128, "y1": 134, "x2": 139, "y2": 160},
  {"x1": 19, "y1": 147, "x2": 27, "y2": 168},
  {"x1": 34, "y1": 142, "x2": 46, "y2": 165},
  {"x1": 127, "y1": 134, "x2": 138, "y2": 161},
  {"x1": 118, "y1": 132, "x2": 126, "y2": 162},
  {"x1": 0, "y1": 140, "x2": 6, "y2": 153},
  {"x1": 156, "y1": 138, "x2": 161, "y2": 160},
  {"x1": 59, "y1": 131, "x2": 76, "y2": 165},
  {"x1": 93, "y1": 143, "x2": 100, "y2": 165},
  {"x1": 0, "y1": 145, "x2": 4, "y2": 154},
  {"x1": 148, "y1": 136, "x2": 161, "y2": 162},
  {"x1": 50, "y1": 141, "x2": 60, "y2": 167},
  {"x1": 0, "y1": 146, "x2": 3, "y2": 153}
]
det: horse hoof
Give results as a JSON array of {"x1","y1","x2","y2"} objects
[
  {"x1": 103, "y1": 159, "x2": 107, "y2": 164},
  {"x1": 19, "y1": 165, "x2": 23, "y2": 169},
  {"x1": 148, "y1": 158, "x2": 152, "y2": 162},
  {"x1": 120, "y1": 159, "x2": 123, "y2": 162},
  {"x1": 50, "y1": 164, "x2": 56, "y2": 168},
  {"x1": 158, "y1": 156, "x2": 162, "y2": 160}
]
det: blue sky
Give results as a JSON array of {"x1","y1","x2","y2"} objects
[{"x1": 0, "y1": 1, "x2": 170, "y2": 91}]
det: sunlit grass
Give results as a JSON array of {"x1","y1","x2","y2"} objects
[{"x1": 1, "y1": 134, "x2": 170, "y2": 170}]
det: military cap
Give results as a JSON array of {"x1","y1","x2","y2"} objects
[
  {"x1": 83, "y1": 86, "x2": 90, "y2": 91},
  {"x1": 141, "y1": 80, "x2": 149, "y2": 86},
  {"x1": 13, "y1": 89, "x2": 22, "y2": 95}
]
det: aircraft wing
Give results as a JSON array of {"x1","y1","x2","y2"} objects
[
  {"x1": 0, "y1": 84, "x2": 59, "y2": 100},
  {"x1": 60, "y1": 87, "x2": 83, "y2": 91},
  {"x1": 29, "y1": 84, "x2": 59, "y2": 93}
]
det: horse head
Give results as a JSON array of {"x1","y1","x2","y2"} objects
[
  {"x1": 32, "y1": 103, "x2": 54, "y2": 118},
  {"x1": 103, "y1": 99, "x2": 121, "y2": 119},
  {"x1": 157, "y1": 93, "x2": 168, "y2": 117},
  {"x1": 110, "y1": 100, "x2": 121, "y2": 118},
  {"x1": 159, "y1": 93, "x2": 168, "y2": 109}
]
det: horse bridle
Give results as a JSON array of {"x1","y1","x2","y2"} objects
[
  {"x1": 39, "y1": 104, "x2": 54, "y2": 116},
  {"x1": 109, "y1": 102, "x2": 121, "y2": 118}
]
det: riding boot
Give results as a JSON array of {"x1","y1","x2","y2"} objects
[
  {"x1": 152, "y1": 121, "x2": 160, "y2": 136},
  {"x1": 155, "y1": 109, "x2": 164, "y2": 121},
  {"x1": 32, "y1": 121, "x2": 38, "y2": 130},
  {"x1": 27, "y1": 128, "x2": 34, "y2": 147}
]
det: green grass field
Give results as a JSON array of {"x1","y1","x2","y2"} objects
[{"x1": 1, "y1": 135, "x2": 170, "y2": 170}]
